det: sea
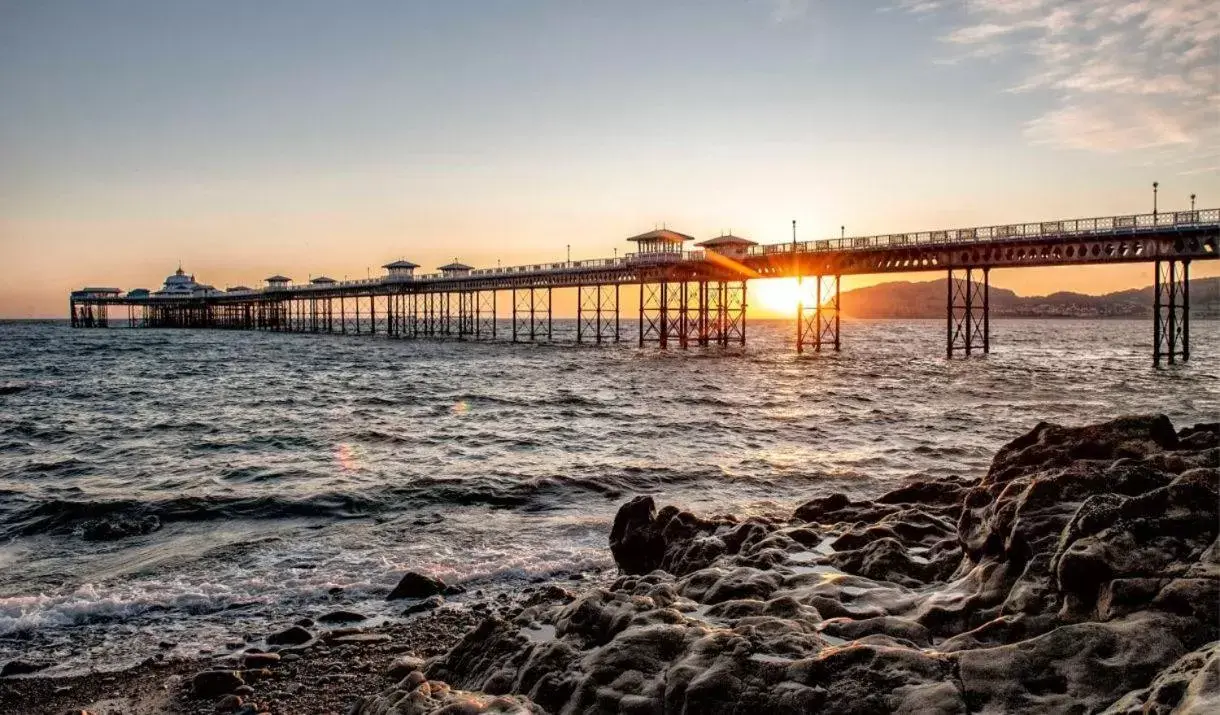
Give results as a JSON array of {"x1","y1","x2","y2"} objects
[{"x1": 1, "y1": 318, "x2": 1216, "y2": 674}]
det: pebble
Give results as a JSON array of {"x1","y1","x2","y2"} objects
[
  {"x1": 329, "y1": 633, "x2": 391, "y2": 645},
  {"x1": 242, "y1": 652, "x2": 281, "y2": 668},
  {"x1": 295, "y1": 617, "x2": 315, "y2": 628},
  {"x1": 215, "y1": 694, "x2": 243, "y2": 713}
]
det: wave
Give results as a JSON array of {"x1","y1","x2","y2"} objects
[{"x1": 0, "y1": 465, "x2": 735, "y2": 540}]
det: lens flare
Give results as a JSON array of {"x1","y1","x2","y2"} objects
[
  {"x1": 452, "y1": 400, "x2": 470, "y2": 415},
  {"x1": 334, "y1": 442, "x2": 358, "y2": 471}
]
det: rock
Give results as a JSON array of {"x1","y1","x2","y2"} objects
[
  {"x1": 402, "y1": 595, "x2": 445, "y2": 615},
  {"x1": 1102, "y1": 641, "x2": 1220, "y2": 713},
  {"x1": 80, "y1": 513, "x2": 161, "y2": 541},
  {"x1": 1, "y1": 659, "x2": 51, "y2": 677},
  {"x1": 328, "y1": 633, "x2": 392, "y2": 645},
  {"x1": 609, "y1": 496, "x2": 664, "y2": 574},
  {"x1": 317, "y1": 610, "x2": 367, "y2": 624},
  {"x1": 215, "y1": 694, "x2": 243, "y2": 712},
  {"x1": 191, "y1": 670, "x2": 244, "y2": 697},
  {"x1": 294, "y1": 617, "x2": 315, "y2": 628},
  {"x1": 350, "y1": 670, "x2": 540, "y2": 714},
  {"x1": 242, "y1": 652, "x2": 281, "y2": 668},
  {"x1": 388, "y1": 655, "x2": 427, "y2": 681},
  {"x1": 387, "y1": 571, "x2": 446, "y2": 600},
  {"x1": 266, "y1": 625, "x2": 313, "y2": 646}
]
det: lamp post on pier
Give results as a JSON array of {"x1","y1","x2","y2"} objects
[
  {"x1": 1191, "y1": 193, "x2": 1196, "y2": 211},
  {"x1": 1153, "y1": 181, "x2": 1159, "y2": 219}
]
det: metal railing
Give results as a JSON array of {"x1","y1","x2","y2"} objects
[{"x1": 748, "y1": 209, "x2": 1219, "y2": 256}]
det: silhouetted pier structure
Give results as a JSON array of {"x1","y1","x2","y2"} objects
[{"x1": 71, "y1": 208, "x2": 1218, "y2": 365}]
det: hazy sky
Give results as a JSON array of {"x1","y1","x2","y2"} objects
[{"x1": 1, "y1": 0, "x2": 1217, "y2": 317}]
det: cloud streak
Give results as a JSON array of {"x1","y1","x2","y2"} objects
[{"x1": 903, "y1": 0, "x2": 1218, "y2": 171}]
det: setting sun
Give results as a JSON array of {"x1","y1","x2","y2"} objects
[{"x1": 751, "y1": 278, "x2": 824, "y2": 317}]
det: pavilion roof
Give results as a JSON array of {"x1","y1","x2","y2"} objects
[
  {"x1": 697, "y1": 234, "x2": 757, "y2": 247},
  {"x1": 626, "y1": 228, "x2": 695, "y2": 244}
]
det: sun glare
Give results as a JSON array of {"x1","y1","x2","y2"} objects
[{"x1": 751, "y1": 278, "x2": 823, "y2": 317}]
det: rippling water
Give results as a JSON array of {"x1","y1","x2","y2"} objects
[{"x1": 0, "y1": 318, "x2": 1216, "y2": 672}]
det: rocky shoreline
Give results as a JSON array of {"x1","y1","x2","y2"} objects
[
  {"x1": 4, "y1": 415, "x2": 1217, "y2": 714},
  {"x1": 360, "y1": 415, "x2": 1218, "y2": 714}
]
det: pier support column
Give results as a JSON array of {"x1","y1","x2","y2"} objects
[
  {"x1": 947, "y1": 267, "x2": 989, "y2": 358},
  {"x1": 797, "y1": 275, "x2": 840, "y2": 353},
  {"x1": 477, "y1": 290, "x2": 496, "y2": 339},
  {"x1": 639, "y1": 282, "x2": 669, "y2": 348},
  {"x1": 577, "y1": 285, "x2": 593, "y2": 343},
  {"x1": 579, "y1": 284, "x2": 618, "y2": 344},
  {"x1": 1154, "y1": 259, "x2": 1190, "y2": 366},
  {"x1": 719, "y1": 281, "x2": 747, "y2": 346}
]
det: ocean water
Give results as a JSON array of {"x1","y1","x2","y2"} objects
[{"x1": 0, "y1": 318, "x2": 1216, "y2": 673}]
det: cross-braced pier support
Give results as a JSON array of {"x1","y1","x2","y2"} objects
[
  {"x1": 475, "y1": 290, "x2": 496, "y2": 339},
  {"x1": 796, "y1": 275, "x2": 840, "y2": 353},
  {"x1": 1153, "y1": 259, "x2": 1190, "y2": 366},
  {"x1": 947, "y1": 267, "x2": 989, "y2": 358},
  {"x1": 640, "y1": 280, "x2": 746, "y2": 348},
  {"x1": 577, "y1": 285, "x2": 619, "y2": 343},
  {"x1": 512, "y1": 287, "x2": 551, "y2": 342}
]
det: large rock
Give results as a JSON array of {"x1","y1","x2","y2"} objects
[
  {"x1": 266, "y1": 625, "x2": 313, "y2": 646},
  {"x1": 388, "y1": 571, "x2": 447, "y2": 600}
]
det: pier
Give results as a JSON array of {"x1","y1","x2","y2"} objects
[{"x1": 71, "y1": 208, "x2": 1219, "y2": 365}]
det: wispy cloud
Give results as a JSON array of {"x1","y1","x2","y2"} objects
[{"x1": 901, "y1": 0, "x2": 1219, "y2": 171}]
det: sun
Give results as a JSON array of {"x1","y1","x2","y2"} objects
[{"x1": 750, "y1": 278, "x2": 822, "y2": 317}]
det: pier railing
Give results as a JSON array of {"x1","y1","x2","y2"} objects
[{"x1": 748, "y1": 209, "x2": 1218, "y2": 257}]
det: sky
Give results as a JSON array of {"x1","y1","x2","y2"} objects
[{"x1": 1, "y1": 0, "x2": 1217, "y2": 318}]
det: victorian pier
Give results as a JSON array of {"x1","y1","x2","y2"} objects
[{"x1": 71, "y1": 208, "x2": 1219, "y2": 365}]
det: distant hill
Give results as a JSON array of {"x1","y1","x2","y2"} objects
[{"x1": 839, "y1": 277, "x2": 1220, "y2": 319}]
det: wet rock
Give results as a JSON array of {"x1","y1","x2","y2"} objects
[
  {"x1": 266, "y1": 625, "x2": 313, "y2": 646},
  {"x1": 402, "y1": 594, "x2": 445, "y2": 615},
  {"x1": 317, "y1": 609, "x2": 367, "y2": 624},
  {"x1": 215, "y1": 694, "x2": 243, "y2": 712},
  {"x1": 352, "y1": 667, "x2": 541, "y2": 714},
  {"x1": 387, "y1": 655, "x2": 427, "y2": 681},
  {"x1": 1102, "y1": 641, "x2": 1220, "y2": 713},
  {"x1": 1, "y1": 658, "x2": 51, "y2": 677},
  {"x1": 608, "y1": 496, "x2": 735, "y2": 576},
  {"x1": 329, "y1": 633, "x2": 392, "y2": 645},
  {"x1": 191, "y1": 670, "x2": 244, "y2": 697},
  {"x1": 80, "y1": 513, "x2": 161, "y2": 541},
  {"x1": 294, "y1": 617, "x2": 315, "y2": 628},
  {"x1": 242, "y1": 652, "x2": 281, "y2": 668},
  {"x1": 388, "y1": 571, "x2": 446, "y2": 600}
]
